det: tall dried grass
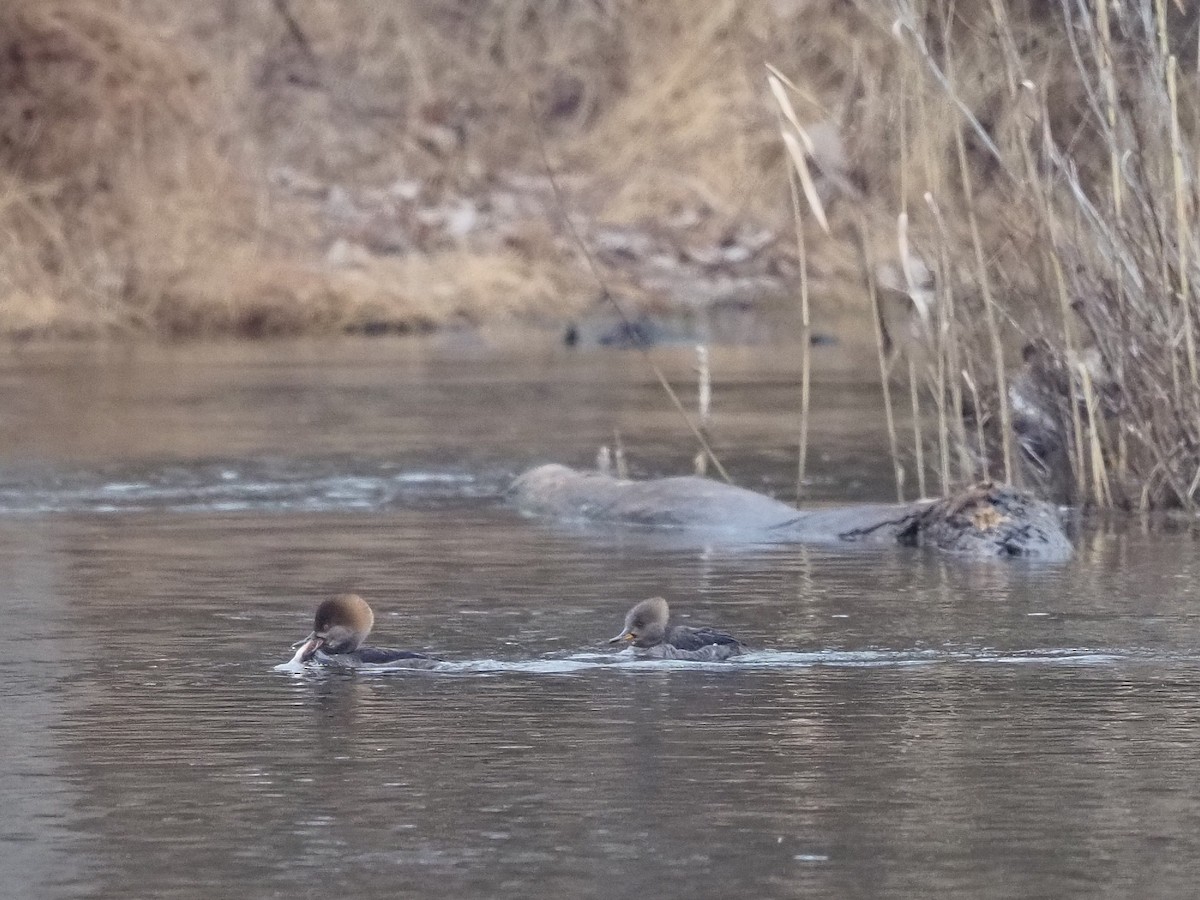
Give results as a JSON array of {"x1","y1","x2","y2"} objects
[{"x1": 802, "y1": 0, "x2": 1200, "y2": 510}]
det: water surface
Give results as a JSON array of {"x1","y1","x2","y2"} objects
[{"x1": 2, "y1": 335, "x2": 1199, "y2": 899}]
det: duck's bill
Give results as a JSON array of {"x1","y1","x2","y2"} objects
[{"x1": 608, "y1": 631, "x2": 636, "y2": 645}]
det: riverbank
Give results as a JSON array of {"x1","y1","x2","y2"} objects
[
  {"x1": 0, "y1": 1, "x2": 1057, "y2": 340},
  {"x1": 0, "y1": 1, "x2": 825, "y2": 339},
  {"x1": 4, "y1": 2, "x2": 1196, "y2": 339}
]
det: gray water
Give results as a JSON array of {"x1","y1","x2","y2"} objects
[{"x1": 2, "y1": 335, "x2": 1199, "y2": 899}]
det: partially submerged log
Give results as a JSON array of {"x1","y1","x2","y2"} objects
[{"x1": 509, "y1": 464, "x2": 1072, "y2": 560}]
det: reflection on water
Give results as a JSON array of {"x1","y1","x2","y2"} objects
[{"x1": 1, "y1": 336, "x2": 1199, "y2": 899}]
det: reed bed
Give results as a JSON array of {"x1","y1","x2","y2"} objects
[{"x1": 777, "y1": 0, "x2": 1200, "y2": 510}]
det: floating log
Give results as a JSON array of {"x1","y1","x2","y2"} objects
[{"x1": 509, "y1": 464, "x2": 1071, "y2": 560}]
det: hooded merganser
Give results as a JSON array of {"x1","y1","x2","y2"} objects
[
  {"x1": 607, "y1": 597, "x2": 745, "y2": 661},
  {"x1": 290, "y1": 593, "x2": 441, "y2": 669}
]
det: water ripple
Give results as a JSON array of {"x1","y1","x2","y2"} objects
[
  {"x1": 0, "y1": 459, "x2": 502, "y2": 514},
  {"x1": 273, "y1": 646, "x2": 1134, "y2": 675}
]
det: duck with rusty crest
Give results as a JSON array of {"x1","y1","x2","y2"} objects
[{"x1": 288, "y1": 593, "x2": 441, "y2": 669}]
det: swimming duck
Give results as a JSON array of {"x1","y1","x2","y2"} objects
[
  {"x1": 608, "y1": 597, "x2": 745, "y2": 661},
  {"x1": 290, "y1": 593, "x2": 440, "y2": 669}
]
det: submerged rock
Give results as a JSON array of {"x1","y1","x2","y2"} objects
[{"x1": 509, "y1": 464, "x2": 1072, "y2": 560}]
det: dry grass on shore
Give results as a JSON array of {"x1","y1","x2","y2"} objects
[
  {"x1": 0, "y1": 0, "x2": 980, "y2": 338},
  {"x1": 0, "y1": 1, "x2": 997, "y2": 340},
  {"x1": 0, "y1": 0, "x2": 932, "y2": 340},
  {"x1": 0, "y1": 0, "x2": 607, "y2": 337}
]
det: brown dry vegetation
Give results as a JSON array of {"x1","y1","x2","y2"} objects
[
  {"x1": 831, "y1": 0, "x2": 1200, "y2": 511},
  {"x1": 0, "y1": 0, "x2": 939, "y2": 339},
  {"x1": 0, "y1": 0, "x2": 1119, "y2": 334},
  {"x1": 0, "y1": 0, "x2": 624, "y2": 337}
]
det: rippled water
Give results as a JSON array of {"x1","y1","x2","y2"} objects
[{"x1": 3, "y1": 335, "x2": 1200, "y2": 899}]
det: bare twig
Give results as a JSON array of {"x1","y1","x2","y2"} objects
[{"x1": 531, "y1": 97, "x2": 732, "y2": 484}]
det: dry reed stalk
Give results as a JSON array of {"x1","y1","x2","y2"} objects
[
  {"x1": 891, "y1": 6, "x2": 1005, "y2": 171},
  {"x1": 694, "y1": 344, "x2": 712, "y2": 477},
  {"x1": 613, "y1": 429, "x2": 629, "y2": 481},
  {"x1": 861, "y1": 221, "x2": 905, "y2": 502},
  {"x1": 1047, "y1": 246, "x2": 1089, "y2": 501},
  {"x1": 780, "y1": 136, "x2": 831, "y2": 238},
  {"x1": 1153, "y1": 0, "x2": 1169, "y2": 59},
  {"x1": 907, "y1": 356, "x2": 928, "y2": 495},
  {"x1": 924, "y1": 27, "x2": 970, "y2": 487},
  {"x1": 1095, "y1": 0, "x2": 1123, "y2": 218},
  {"x1": 897, "y1": 211, "x2": 930, "y2": 497},
  {"x1": 994, "y1": 58, "x2": 1087, "y2": 499},
  {"x1": 953, "y1": 114, "x2": 1012, "y2": 483},
  {"x1": 533, "y1": 116, "x2": 732, "y2": 484},
  {"x1": 770, "y1": 75, "x2": 832, "y2": 237},
  {"x1": 1079, "y1": 362, "x2": 1112, "y2": 508},
  {"x1": 962, "y1": 366, "x2": 989, "y2": 480},
  {"x1": 1188, "y1": 463, "x2": 1200, "y2": 505},
  {"x1": 910, "y1": 80, "x2": 951, "y2": 494},
  {"x1": 898, "y1": 68, "x2": 928, "y2": 498},
  {"x1": 1093, "y1": 0, "x2": 1131, "y2": 483},
  {"x1": 791, "y1": 178, "x2": 813, "y2": 501},
  {"x1": 767, "y1": 71, "x2": 825, "y2": 500},
  {"x1": 697, "y1": 344, "x2": 712, "y2": 425},
  {"x1": 923, "y1": 194, "x2": 952, "y2": 494},
  {"x1": 1167, "y1": 55, "x2": 1197, "y2": 386},
  {"x1": 913, "y1": 60, "x2": 939, "y2": 194}
]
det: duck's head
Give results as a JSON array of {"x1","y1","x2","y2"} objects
[
  {"x1": 295, "y1": 593, "x2": 375, "y2": 661},
  {"x1": 608, "y1": 596, "x2": 669, "y2": 648}
]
